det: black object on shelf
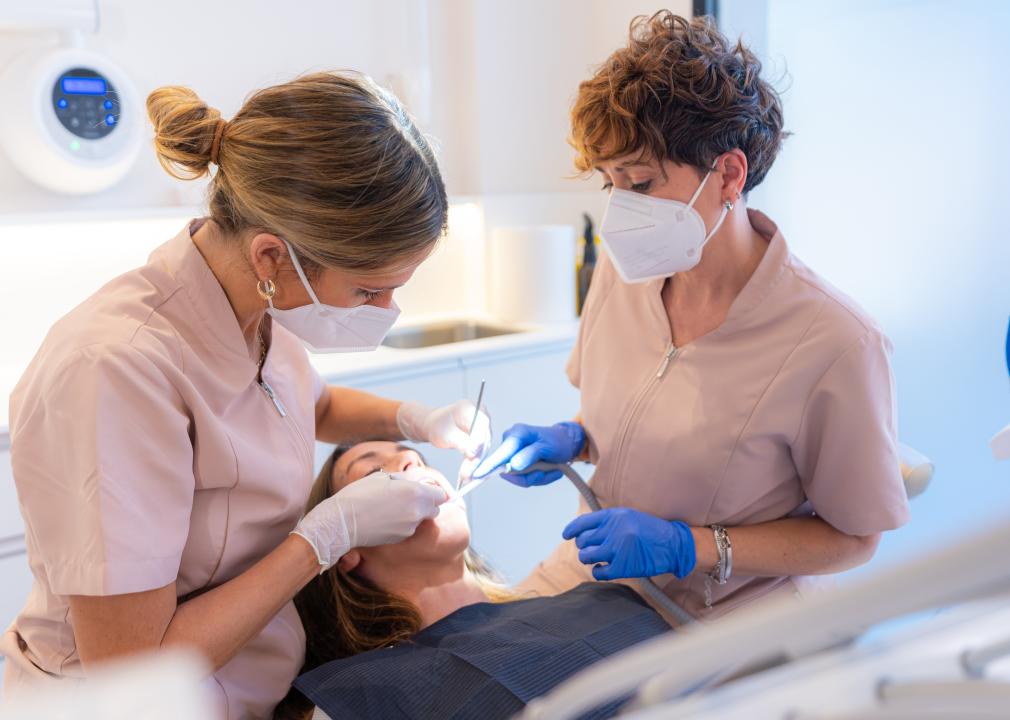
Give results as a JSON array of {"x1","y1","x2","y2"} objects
[
  {"x1": 577, "y1": 212, "x2": 597, "y2": 315},
  {"x1": 693, "y1": 0, "x2": 719, "y2": 23}
]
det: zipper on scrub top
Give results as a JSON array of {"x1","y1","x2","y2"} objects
[
  {"x1": 656, "y1": 343, "x2": 679, "y2": 378},
  {"x1": 259, "y1": 378, "x2": 287, "y2": 417},
  {"x1": 610, "y1": 342, "x2": 679, "y2": 483}
]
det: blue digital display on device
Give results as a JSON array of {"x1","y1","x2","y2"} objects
[{"x1": 61, "y1": 77, "x2": 107, "y2": 95}]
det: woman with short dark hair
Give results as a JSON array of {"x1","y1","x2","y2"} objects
[{"x1": 475, "y1": 11, "x2": 909, "y2": 620}]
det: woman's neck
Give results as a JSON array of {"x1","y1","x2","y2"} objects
[
  {"x1": 190, "y1": 220, "x2": 265, "y2": 351},
  {"x1": 669, "y1": 205, "x2": 767, "y2": 307},
  {"x1": 371, "y1": 554, "x2": 490, "y2": 628}
]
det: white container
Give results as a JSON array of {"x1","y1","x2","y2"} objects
[{"x1": 487, "y1": 225, "x2": 577, "y2": 325}]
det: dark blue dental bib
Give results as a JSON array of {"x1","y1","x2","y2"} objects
[{"x1": 294, "y1": 582, "x2": 672, "y2": 720}]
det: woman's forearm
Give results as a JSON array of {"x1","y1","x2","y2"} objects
[
  {"x1": 315, "y1": 385, "x2": 401, "y2": 444},
  {"x1": 71, "y1": 535, "x2": 321, "y2": 673},
  {"x1": 690, "y1": 516, "x2": 881, "y2": 578},
  {"x1": 162, "y1": 535, "x2": 320, "y2": 669}
]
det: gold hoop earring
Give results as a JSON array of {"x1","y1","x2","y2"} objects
[{"x1": 256, "y1": 278, "x2": 276, "y2": 301}]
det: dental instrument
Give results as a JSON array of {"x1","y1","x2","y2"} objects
[
  {"x1": 467, "y1": 379, "x2": 486, "y2": 437},
  {"x1": 456, "y1": 380, "x2": 487, "y2": 494},
  {"x1": 454, "y1": 475, "x2": 486, "y2": 499}
]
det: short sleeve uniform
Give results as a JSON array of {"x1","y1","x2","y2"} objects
[
  {"x1": 1, "y1": 221, "x2": 324, "y2": 718},
  {"x1": 523, "y1": 210, "x2": 910, "y2": 620}
]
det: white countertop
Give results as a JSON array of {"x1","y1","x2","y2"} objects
[
  {"x1": 309, "y1": 317, "x2": 578, "y2": 381},
  {"x1": 0, "y1": 320, "x2": 578, "y2": 439}
]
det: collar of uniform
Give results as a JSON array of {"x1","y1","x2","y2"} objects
[
  {"x1": 152, "y1": 219, "x2": 260, "y2": 384},
  {"x1": 640, "y1": 208, "x2": 790, "y2": 343},
  {"x1": 708, "y1": 208, "x2": 790, "y2": 337}
]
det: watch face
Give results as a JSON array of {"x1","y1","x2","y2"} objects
[{"x1": 52, "y1": 67, "x2": 120, "y2": 140}]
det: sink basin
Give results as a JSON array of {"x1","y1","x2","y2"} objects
[{"x1": 382, "y1": 320, "x2": 522, "y2": 349}]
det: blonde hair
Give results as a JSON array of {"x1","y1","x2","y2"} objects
[{"x1": 146, "y1": 72, "x2": 448, "y2": 275}]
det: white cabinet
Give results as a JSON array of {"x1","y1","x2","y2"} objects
[
  {"x1": 1, "y1": 442, "x2": 32, "y2": 691},
  {"x1": 1, "y1": 442, "x2": 31, "y2": 626},
  {"x1": 0, "y1": 444, "x2": 24, "y2": 540},
  {"x1": 315, "y1": 358, "x2": 467, "y2": 487},
  {"x1": 460, "y1": 341, "x2": 583, "y2": 583},
  {"x1": 0, "y1": 544, "x2": 32, "y2": 630}
]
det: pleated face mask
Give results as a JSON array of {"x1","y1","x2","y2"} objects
[
  {"x1": 599, "y1": 163, "x2": 731, "y2": 284},
  {"x1": 267, "y1": 241, "x2": 401, "y2": 354}
]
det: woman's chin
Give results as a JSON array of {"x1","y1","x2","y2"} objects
[{"x1": 412, "y1": 505, "x2": 470, "y2": 548}]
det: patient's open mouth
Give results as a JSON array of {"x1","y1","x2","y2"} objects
[{"x1": 393, "y1": 467, "x2": 451, "y2": 499}]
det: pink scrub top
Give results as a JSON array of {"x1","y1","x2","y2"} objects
[
  {"x1": 1, "y1": 221, "x2": 324, "y2": 718},
  {"x1": 522, "y1": 210, "x2": 910, "y2": 620}
]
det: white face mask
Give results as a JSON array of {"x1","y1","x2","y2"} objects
[
  {"x1": 266, "y1": 241, "x2": 401, "y2": 354},
  {"x1": 599, "y1": 165, "x2": 732, "y2": 284}
]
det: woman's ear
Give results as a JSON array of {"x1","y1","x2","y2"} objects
[
  {"x1": 337, "y1": 549, "x2": 361, "y2": 573},
  {"x1": 718, "y1": 149, "x2": 749, "y2": 201},
  {"x1": 248, "y1": 232, "x2": 286, "y2": 283}
]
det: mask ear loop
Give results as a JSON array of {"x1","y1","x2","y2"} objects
[
  {"x1": 688, "y1": 160, "x2": 735, "y2": 248},
  {"x1": 280, "y1": 239, "x2": 324, "y2": 308}
]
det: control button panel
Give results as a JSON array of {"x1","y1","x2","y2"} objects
[{"x1": 51, "y1": 67, "x2": 120, "y2": 141}]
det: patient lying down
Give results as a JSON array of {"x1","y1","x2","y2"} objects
[{"x1": 275, "y1": 442, "x2": 671, "y2": 720}]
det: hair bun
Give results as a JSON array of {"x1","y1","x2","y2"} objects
[{"x1": 146, "y1": 85, "x2": 222, "y2": 180}]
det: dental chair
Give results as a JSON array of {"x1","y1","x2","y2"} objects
[
  {"x1": 520, "y1": 443, "x2": 951, "y2": 720},
  {"x1": 307, "y1": 444, "x2": 935, "y2": 720}
]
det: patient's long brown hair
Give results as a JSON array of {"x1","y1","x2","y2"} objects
[{"x1": 274, "y1": 447, "x2": 512, "y2": 720}]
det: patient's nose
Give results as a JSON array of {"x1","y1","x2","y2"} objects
[{"x1": 395, "y1": 450, "x2": 423, "y2": 473}]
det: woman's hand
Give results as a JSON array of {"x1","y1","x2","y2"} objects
[
  {"x1": 292, "y1": 470, "x2": 448, "y2": 571},
  {"x1": 472, "y1": 421, "x2": 586, "y2": 485},
  {"x1": 563, "y1": 508, "x2": 697, "y2": 581},
  {"x1": 396, "y1": 400, "x2": 491, "y2": 458}
]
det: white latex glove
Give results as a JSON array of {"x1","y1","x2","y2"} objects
[
  {"x1": 291, "y1": 470, "x2": 447, "y2": 572},
  {"x1": 396, "y1": 399, "x2": 492, "y2": 458}
]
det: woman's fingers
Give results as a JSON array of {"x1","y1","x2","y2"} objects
[
  {"x1": 472, "y1": 425, "x2": 534, "y2": 478},
  {"x1": 578, "y1": 543, "x2": 613, "y2": 565},
  {"x1": 591, "y1": 563, "x2": 623, "y2": 581},
  {"x1": 562, "y1": 509, "x2": 610, "y2": 541}
]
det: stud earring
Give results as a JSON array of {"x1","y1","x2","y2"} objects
[{"x1": 256, "y1": 278, "x2": 276, "y2": 301}]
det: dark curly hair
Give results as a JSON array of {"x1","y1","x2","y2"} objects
[{"x1": 570, "y1": 11, "x2": 787, "y2": 193}]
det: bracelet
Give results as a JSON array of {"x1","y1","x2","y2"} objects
[
  {"x1": 709, "y1": 524, "x2": 732, "y2": 585},
  {"x1": 703, "y1": 525, "x2": 732, "y2": 608}
]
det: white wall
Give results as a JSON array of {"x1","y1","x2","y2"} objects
[
  {"x1": 459, "y1": 0, "x2": 689, "y2": 195},
  {"x1": 0, "y1": 0, "x2": 690, "y2": 213},
  {"x1": 0, "y1": 0, "x2": 419, "y2": 214},
  {"x1": 749, "y1": 0, "x2": 1010, "y2": 569}
]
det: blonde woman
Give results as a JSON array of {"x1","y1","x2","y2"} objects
[{"x1": 1, "y1": 72, "x2": 490, "y2": 718}]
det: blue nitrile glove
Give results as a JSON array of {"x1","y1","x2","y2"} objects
[
  {"x1": 471, "y1": 421, "x2": 586, "y2": 486},
  {"x1": 562, "y1": 508, "x2": 696, "y2": 581}
]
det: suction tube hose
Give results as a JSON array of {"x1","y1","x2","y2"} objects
[{"x1": 528, "y1": 462, "x2": 695, "y2": 627}]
